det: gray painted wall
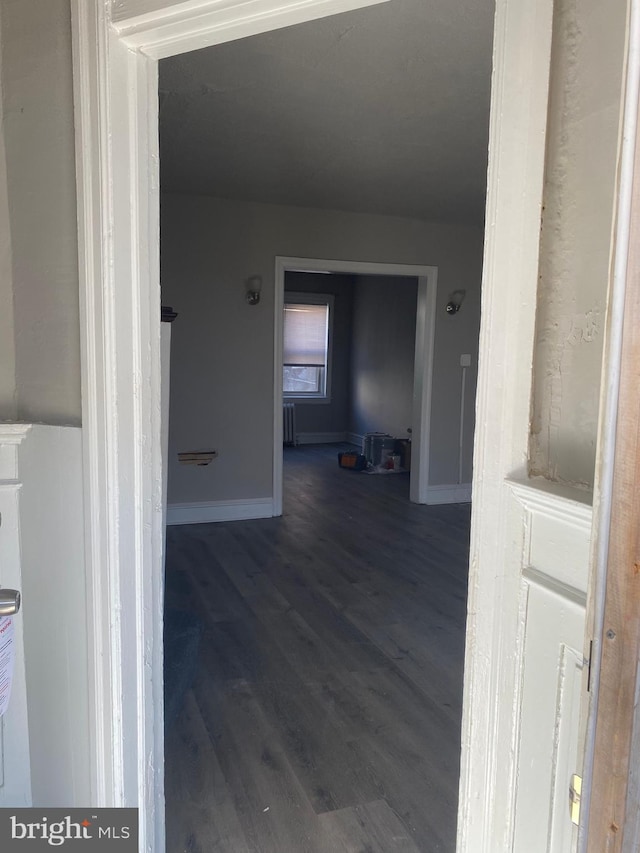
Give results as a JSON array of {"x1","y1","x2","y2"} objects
[
  {"x1": 349, "y1": 276, "x2": 418, "y2": 441},
  {"x1": 529, "y1": 0, "x2": 627, "y2": 487},
  {"x1": 0, "y1": 12, "x2": 15, "y2": 421},
  {"x1": 284, "y1": 271, "x2": 354, "y2": 436},
  {"x1": 0, "y1": 0, "x2": 80, "y2": 426},
  {"x1": 161, "y1": 193, "x2": 483, "y2": 505},
  {"x1": 0, "y1": 0, "x2": 616, "y2": 494}
]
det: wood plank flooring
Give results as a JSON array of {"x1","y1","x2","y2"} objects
[{"x1": 165, "y1": 444, "x2": 470, "y2": 852}]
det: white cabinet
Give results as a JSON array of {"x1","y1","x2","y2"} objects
[{"x1": 0, "y1": 424, "x2": 90, "y2": 806}]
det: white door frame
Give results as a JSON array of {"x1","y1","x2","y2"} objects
[
  {"x1": 273, "y1": 256, "x2": 437, "y2": 513},
  {"x1": 69, "y1": 0, "x2": 614, "y2": 850}
]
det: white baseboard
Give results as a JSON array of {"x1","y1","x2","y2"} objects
[
  {"x1": 295, "y1": 431, "x2": 348, "y2": 445},
  {"x1": 347, "y1": 432, "x2": 364, "y2": 448},
  {"x1": 167, "y1": 497, "x2": 274, "y2": 525},
  {"x1": 425, "y1": 483, "x2": 472, "y2": 504}
]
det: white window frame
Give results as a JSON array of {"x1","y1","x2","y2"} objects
[{"x1": 283, "y1": 292, "x2": 334, "y2": 404}]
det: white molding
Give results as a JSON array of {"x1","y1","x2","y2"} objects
[
  {"x1": 457, "y1": 0, "x2": 557, "y2": 849},
  {"x1": 71, "y1": 0, "x2": 122, "y2": 817},
  {"x1": 273, "y1": 257, "x2": 285, "y2": 517},
  {"x1": 112, "y1": 0, "x2": 389, "y2": 59},
  {"x1": 0, "y1": 424, "x2": 32, "y2": 481},
  {"x1": 0, "y1": 424, "x2": 32, "y2": 442},
  {"x1": 71, "y1": 0, "x2": 164, "y2": 845},
  {"x1": 522, "y1": 565, "x2": 588, "y2": 608},
  {"x1": 295, "y1": 431, "x2": 347, "y2": 445},
  {"x1": 274, "y1": 256, "x2": 437, "y2": 510},
  {"x1": 425, "y1": 483, "x2": 472, "y2": 504},
  {"x1": 347, "y1": 432, "x2": 363, "y2": 447},
  {"x1": 410, "y1": 273, "x2": 437, "y2": 504},
  {"x1": 167, "y1": 498, "x2": 274, "y2": 525},
  {"x1": 508, "y1": 478, "x2": 593, "y2": 530}
]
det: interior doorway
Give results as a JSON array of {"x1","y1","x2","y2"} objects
[
  {"x1": 273, "y1": 257, "x2": 438, "y2": 513},
  {"x1": 72, "y1": 0, "x2": 532, "y2": 849},
  {"x1": 157, "y1": 5, "x2": 482, "y2": 850}
]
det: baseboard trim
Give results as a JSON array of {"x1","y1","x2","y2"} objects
[
  {"x1": 167, "y1": 498, "x2": 274, "y2": 525},
  {"x1": 295, "y1": 431, "x2": 348, "y2": 445},
  {"x1": 347, "y1": 432, "x2": 364, "y2": 448},
  {"x1": 425, "y1": 483, "x2": 472, "y2": 504}
]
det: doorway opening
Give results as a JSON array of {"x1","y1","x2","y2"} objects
[
  {"x1": 273, "y1": 257, "x2": 438, "y2": 514},
  {"x1": 159, "y1": 4, "x2": 483, "y2": 849}
]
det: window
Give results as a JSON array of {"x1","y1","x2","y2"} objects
[{"x1": 283, "y1": 293, "x2": 333, "y2": 400}]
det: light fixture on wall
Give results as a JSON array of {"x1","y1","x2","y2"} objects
[
  {"x1": 245, "y1": 275, "x2": 262, "y2": 305},
  {"x1": 446, "y1": 289, "x2": 466, "y2": 315}
]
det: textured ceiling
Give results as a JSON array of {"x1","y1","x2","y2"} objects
[{"x1": 159, "y1": 0, "x2": 494, "y2": 224}]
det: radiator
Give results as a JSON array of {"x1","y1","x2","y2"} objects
[{"x1": 283, "y1": 403, "x2": 297, "y2": 446}]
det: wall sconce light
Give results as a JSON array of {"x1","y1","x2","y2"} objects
[
  {"x1": 446, "y1": 290, "x2": 466, "y2": 315},
  {"x1": 245, "y1": 275, "x2": 262, "y2": 305}
]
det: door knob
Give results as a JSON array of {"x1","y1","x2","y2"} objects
[{"x1": 0, "y1": 588, "x2": 20, "y2": 616}]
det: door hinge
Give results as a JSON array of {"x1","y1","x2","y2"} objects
[{"x1": 569, "y1": 774, "x2": 582, "y2": 825}]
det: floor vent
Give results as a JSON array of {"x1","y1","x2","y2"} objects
[{"x1": 283, "y1": 403, "x2": 297, "y2": 446}]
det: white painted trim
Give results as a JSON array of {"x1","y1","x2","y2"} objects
[
  {"x1": 410, "y1": 272, "x2": 437, "y2": 504},
  {"x1": 274, "y1": 256, "x2": 437, "y2": 512},
  {"x1": 425, "y1": 483, "x2": 472, "y2": 504},
  {"x1": 347, "y1": 432, "x2": 363, "y2": 447},
  {"x1": 522, "y1": 565, "x2": 588, "y2": 608},
  {"x1": 295, "y1": 431, "x2": 348, "y2": 445},
  {"x1": 0, "y1": 424, "x2": 32, "y2": 480},
  {"x1": 71, "y1": 3, "x2": 167, "y2": 843},
  {"x1": 73, "y1": 3, "x2": 391, "y2": 847},
  {"x1": 113, "y1": 0, "x2": 389, "y2": 59},
  {"x1": 71, "y1": 0, "x2": 124, "y2": 815},
  {"x1": 167, "y1": 498, "x2": 274, "y2": 525},
  {"x1": 457, "y1": 0, "x2": 557, "y2": 849},
  {"x1": 508, "y1": 478, "x2": 593, "y2": 530},
  {"x1": 273, "y1": 256, "x2": 285, "y2": 517},
  {"x1": 0, "y1": 424, "x2": 33, "y2": 441}
]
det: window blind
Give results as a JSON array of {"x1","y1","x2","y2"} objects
[{"x1": 283, "y1": 303, "x2": 329, "y2": 366}]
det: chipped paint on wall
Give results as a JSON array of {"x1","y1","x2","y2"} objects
[{"x1": 529, "y1": 0, "x2": 627, "y2": 488}]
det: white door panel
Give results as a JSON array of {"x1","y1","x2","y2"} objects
[
  {"x1": 0, "y1": 425, "x2": 89, "y2": 807},
  {"x1": 509, "y1": 481, "x2": 592, "y2": 852},
  {"x1": 515, "y1": 579, "x2": 584, "y2": 851},
  {"x1": 0, "y1": 431, "x2": 32, "y2": 807}
]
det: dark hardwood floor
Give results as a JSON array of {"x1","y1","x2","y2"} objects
[{"x1": 165, "y1": 444, "x2": 470, "y2": 853}]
